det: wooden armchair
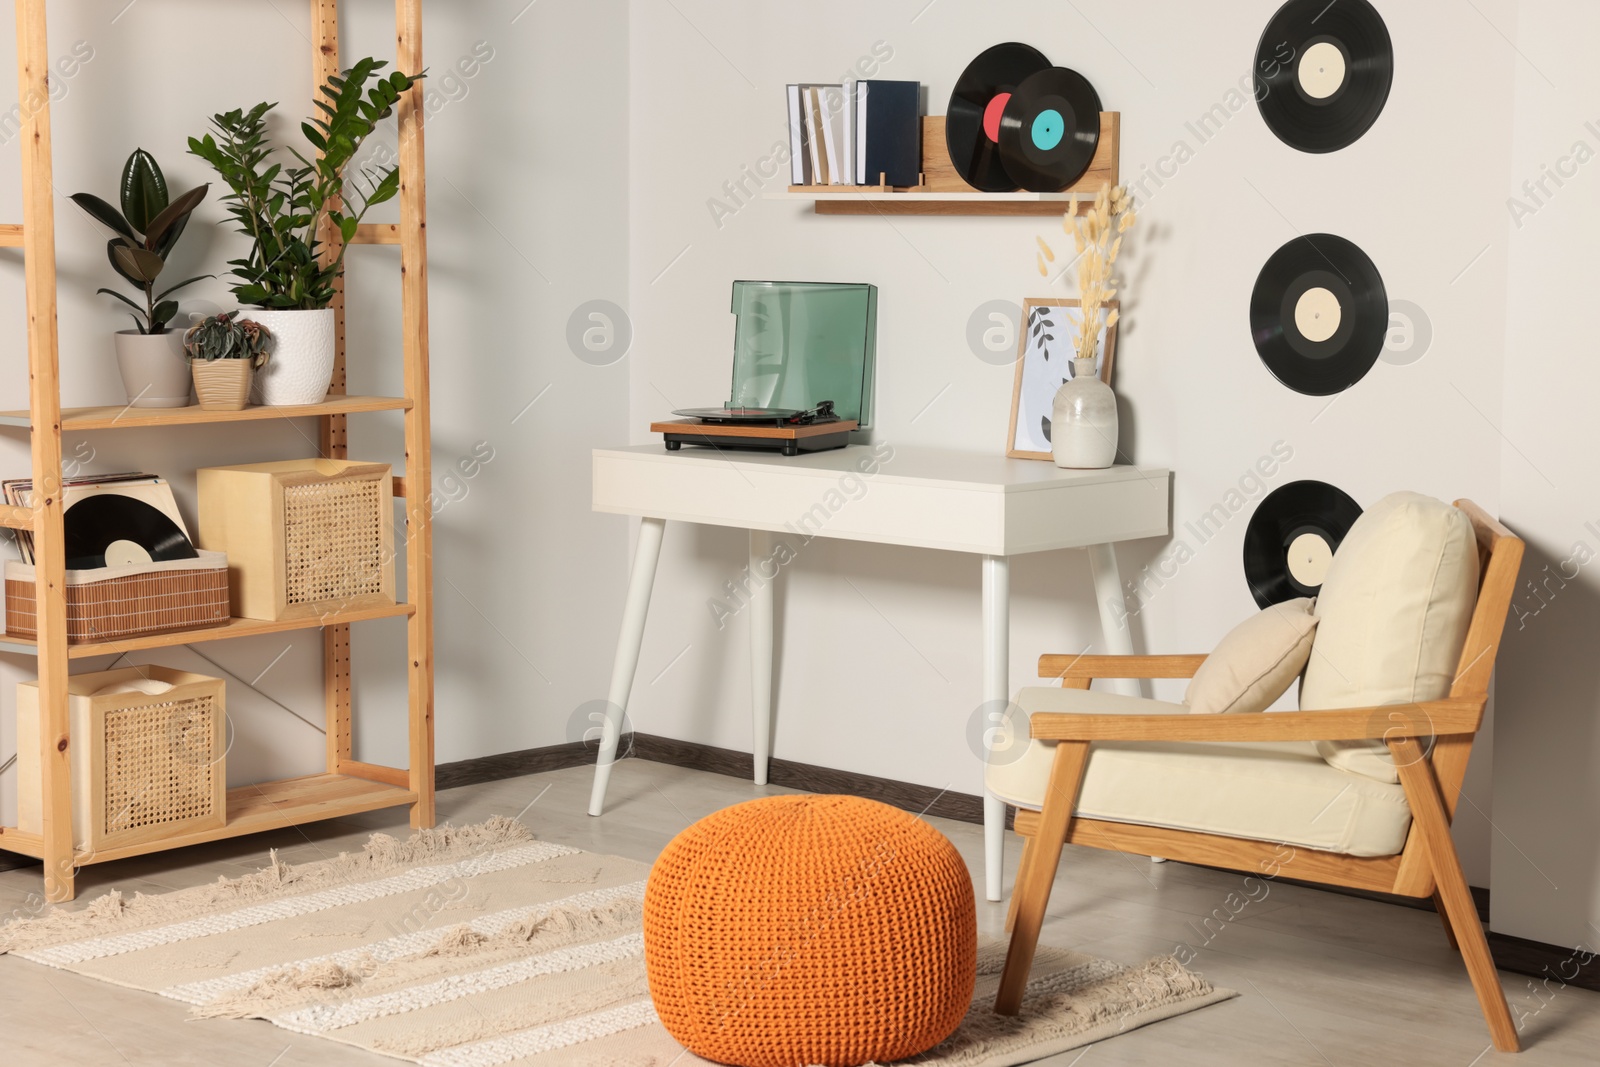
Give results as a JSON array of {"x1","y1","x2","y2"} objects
[{"x1": 994, "y1": 501, "x2": 1524, "y2": 1053}]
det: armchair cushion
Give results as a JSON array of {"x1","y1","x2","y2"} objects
[
  {"x1": 986, "y1": 687, "x2": 1413, "y2": 857},
  {"x1": 1184, "y1": 597, "x2": 1318, "y2": 714},
  {"x1": 1301, "y1": 492, "x2": 1480, "y2": 782}
]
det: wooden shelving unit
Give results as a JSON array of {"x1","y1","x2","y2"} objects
[
  {"x1": 774, "y1": 114, "x2": 1120, "y2": 217},
  {"x1": 1, "y1": 0, "x2": 436, "y2": 901}
]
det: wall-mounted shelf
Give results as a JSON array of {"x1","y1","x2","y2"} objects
[
  {"x1": 0, "y1": 394, "x2": 412, "y2": 431},
  {"x1": 775, "y1": 113, "x2": 1120, "y2": 217}
]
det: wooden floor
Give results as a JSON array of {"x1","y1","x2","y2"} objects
[{"x1": 0, "y1": 759, "x2": 1595, "y2": 1065}]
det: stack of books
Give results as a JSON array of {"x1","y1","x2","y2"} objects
[{"x1": 787, "y1": 80, "x2": 922, "y2": 188}]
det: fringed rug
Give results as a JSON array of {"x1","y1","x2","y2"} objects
[{"x1": 0, "y1": 818, "x2": 1233, "y2": 1066}]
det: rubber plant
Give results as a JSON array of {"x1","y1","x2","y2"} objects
[
  {"x1": 187, "y1": 58, "x2": 424, "y2": 310},
  {"x1": 69, "y1": 149, "x2": 210, "y2": 334}
]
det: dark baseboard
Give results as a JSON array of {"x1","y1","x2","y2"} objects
[{"x1": 435, "y1": 738, "x2": 594, "y2": 790}]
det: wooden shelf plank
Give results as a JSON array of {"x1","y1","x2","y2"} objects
[
  {"x1": 0, "y1": 773, "x2": 417, "y2": 865},
  {"x1": 0, "y1": 602, "x2": 415, "y2": 659},
  {"x1": 0, "y1": 394, "x2": 412, "y2": 431}
]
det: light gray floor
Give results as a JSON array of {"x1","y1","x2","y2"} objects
[{"x1": 1, "y1": 758, "x2": 1594, "y2": 1066}]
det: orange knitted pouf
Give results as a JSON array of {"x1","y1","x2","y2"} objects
[{"x1": 643, "y1": 794, "x2": 977, "y2": 1067}]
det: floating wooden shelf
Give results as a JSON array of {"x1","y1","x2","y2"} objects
[
  {"x1": 775, "y1": 113, "x2": 1119, "y2": 217},
  {"x1": 0, "y1": 394, "x2": 412, "y2": 431},
  {"x1": 0, "y1": 601, "x2": 415, "y2": 659},
  {"x1": 0, "y1": 771, "x2": 417, "y2": 864}
]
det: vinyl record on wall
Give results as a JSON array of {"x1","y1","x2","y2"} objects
[
  {"x1": 997, "y1": 66, "x2": 1103, "y2": 191},
  {"x1": 1250, "y1": 233, "x2": 1388, "y2": 396},
  {"x1": 946, "y1": 42, "x2": 1052, "y2": 192},
  {"x1": 1243, "y1": 480, "x2": 1362, "y2": 608},
  {"x1": 1254, "y1": 0, "x2": 1394, "y2": 153}
]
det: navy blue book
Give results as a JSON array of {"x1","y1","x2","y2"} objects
[{"x1": 855, "y1": 80, "x2": 921, "y2": 187}]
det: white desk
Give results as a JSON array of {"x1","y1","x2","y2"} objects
[{"x1": 588, "y1": 443, "x2": 1171, "y2": 901}]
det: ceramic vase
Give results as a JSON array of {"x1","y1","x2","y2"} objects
[
  {"x1": 1051, "y1": 357, "x2": 1118, "y2": 469},
  {"x1": 191, "y1": 359, "x2": 255, "y2": 411},
  {"x1": 240, "y1": 307, "x2": 336, "y2": 406},
  {"x1": 113, "y1": 330, "x2": 193, "y2": 408}
]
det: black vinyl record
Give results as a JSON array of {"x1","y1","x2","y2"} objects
[
  {"x1": 998, "y1": 67, "x2": 1102, "y2": 192},
  {"x1": 946, "y1": 43, "x2": 1052, "y2": 193},
  {"x1": 1254, "y1": 0, "x2": 1393, "y2": 153},
  {"x1": 1243, "y1": 480, "x2": 1362, "y2": 608},
  {"x1": 1250, "y1": 233, "x2": 1387, "y2": 396},
  {"x1": 63, "y1": 494, "x2": 197, "y2": 570}
]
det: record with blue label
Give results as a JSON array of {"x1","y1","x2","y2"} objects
[
  {"x1": 1243, "y1": 480, "x2": 1362, "y2": 608},
  {"x1": 997, "y1": 66, "x2": 1102, "y2": 191},
  {"x1": 946, "y1": 42, "x2": 1053, "y2": 193}
]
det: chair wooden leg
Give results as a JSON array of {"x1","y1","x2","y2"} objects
[
  {"x1": 1005, "y1": 831, "x2": 1035, "y2": 934},
  {"x1": 1432, "y1": 890, "x2": 1460, "y2": 951},
  {"x1": 995, "y1": 741, "x2": 1090, "y2": 1015},
  {"x1": 1392, "y1": 739, "x2": 1519, "y2": 1053}
]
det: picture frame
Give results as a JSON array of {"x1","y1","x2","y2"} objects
[{"x1": 1006, "y1": 297, "x2": 1119, "y2": 461}]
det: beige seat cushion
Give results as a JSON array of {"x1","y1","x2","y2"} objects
[
  {"x1": 985, "y1": 687, "x2": 1413, "y2": 858},
  {"x1": 1185, "y1": 597, "x2": 1318, "y2": 714},
  {"x1": 1301, "y1": 492, "x2": 1480, "y2": 782}
]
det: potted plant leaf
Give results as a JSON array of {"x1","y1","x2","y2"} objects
[
  {"x1": 188, "y1": 58, "x2": 422, "y2": 406},
  {"x1": 183, "y1": 312, "x2": 273, "y2": 411},
  {"x1": 70, "y1": 150, "x2": 210, "y2": 408}
]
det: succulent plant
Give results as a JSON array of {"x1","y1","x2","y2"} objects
[
  {"x1": 183, "y1": 311, "x2": 273, "y2": 367},
  {"x1": 187, "y1": 58, "x2": 424, "y2": 311},
  {"x1": 70, "y1": 149, "x2": 211, "y2": 334}
]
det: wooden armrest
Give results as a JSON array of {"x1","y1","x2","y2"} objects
[
  {"x1": 1027, "y1": 698, "x2": 1483, "y2": 743},
  {"x1": 1038, "y1": 653, "x2": 1208, "y2": 680}
]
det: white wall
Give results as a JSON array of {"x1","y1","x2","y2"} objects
[
  {"x1": 1492, "y1": 0, "x2": 1600, "y2": 949},
  {"x1": 0, "y1": 0, "x2": 631, "y2": 825},
  {"x1": 624, "y1": 0, "x2": 1516, "y2": 885}
]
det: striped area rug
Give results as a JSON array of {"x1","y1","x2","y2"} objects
[{"x1": 0, "y1": 818, "x2": 1233, "y2": 1066}]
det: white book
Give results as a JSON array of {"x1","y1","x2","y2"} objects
[
  {"x1": 785, "y1": 84, "x2": 808, "y2": 184},
  {"x1": 840, "y1": 80, "x2": 857, "y2": 186},
  {"x1": 855, "y1": 81, "x2": 870, "y2": 183},
  {"x1": 819, "y1": 84, "x2": 847, "y2": 185}
]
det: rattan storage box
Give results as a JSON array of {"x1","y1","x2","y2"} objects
[
  {"x1": 198, "y1": 458, "x2": 395, "y2": 622},
  {"x1": 4, "y1": 550, "x2": 231, "y2": 643},
  {"x1": 16, "y1": 666, "x2": 226, "y2": 852}
]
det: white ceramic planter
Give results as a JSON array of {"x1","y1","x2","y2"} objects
[
  {"x1": 1051, "y1": 357, "x2": 1119, "y2": 469},
  {"x1": 240, "y1": 307, "x2": 337, "y2": 406},
  {"x1": 113, "y1": 330, "x2": 193, "y2": 408}
]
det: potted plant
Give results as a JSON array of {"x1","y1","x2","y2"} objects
[
  {"x1": 183, "y1": 312, "x2": 273, "y2": 411},
  {"x1": 70, "y1": 150, "x2": 209, "y2": 408},
  {"x1": 188, "y1": 58, "x2": 422, "y2": 406}
]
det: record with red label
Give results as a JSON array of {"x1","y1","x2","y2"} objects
[
  {"x1": 1250, "y1": 233, "x2": 1388, "y2": 396},
  {"x1": 946, "y1": 43, "x2": 1052, "y2": 192},
  {"x1": 998, "y1": 66, "x2": 1103, "y2": 191},
  {"x1": 1243, "y1": 480, "x2": 1362, "y2": 608},
  {"x1": 1254, "y1": 0, "x2": 1393, "y2": 153}
]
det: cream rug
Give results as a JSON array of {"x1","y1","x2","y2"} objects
[{"x1": 0, "y1": 818, "x2": 1234, "y2": 1066}]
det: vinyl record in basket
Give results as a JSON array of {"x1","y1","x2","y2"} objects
[
  {"x1": 63, "y1": 493, "x2": 198, "y2": 570},
  {"x1": 1254, "y1": 0, "x2": 1393, "y2": 153},
  {"x1": 1250, "y1": 233, "x2": 1387, "y2": 396},
  {"x1": 998, "y1": 66, "x2": 1103, "y2": 192},
  {"x1": 1243, "y1": 480, "x2": 1362, "y2": 608},
  {"x1": 946, "y1": 42, "x2": 1053, "y2": 192}
]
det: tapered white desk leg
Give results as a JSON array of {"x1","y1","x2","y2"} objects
[
  {"x1": 1086, "y1": 542, "x2": 1141, "y2": 698},
  {"x1": 749, "y1": 529, "x2": 775, "y2": 786},
  {"x1": 982, "y1": 554, "x2": 1010, "y2": 903},
  {"x1": 588, "y1": 516, "x2": 666, "y2": 817}
]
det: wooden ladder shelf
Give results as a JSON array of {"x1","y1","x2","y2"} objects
[{"x1": 0, "y1": 0, "x2": 436, "y2": 901}]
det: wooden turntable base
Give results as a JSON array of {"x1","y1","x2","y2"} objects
[{"x1": 651, "y1": 418, "x2": 859, "y2": 456}]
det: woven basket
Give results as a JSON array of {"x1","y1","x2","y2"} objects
[
  {"x1": 17, "y1": 666, "x2": 226, "y2": 851},
  {"x1": 4, "y1": 550, "x2": 231, "y2": 644}
]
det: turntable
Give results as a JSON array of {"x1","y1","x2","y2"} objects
[{"x1": 652, "y1": 280, "x2": 877, "y2": 456}]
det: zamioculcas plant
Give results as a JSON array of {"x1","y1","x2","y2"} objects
[
  {"x1": 186, "y1": 58, "x2": 424, "y2": 310},
  {"x1": 70, "y1": 149, "x2": 210, "y2": 334}
]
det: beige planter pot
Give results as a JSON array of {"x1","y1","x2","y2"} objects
[
  {"x1": 240, "y1": 308, "x2": 337, "y2": 406},
  {"x1": 114, "y1": 330, "x2": 193, "y2": 408},
  {"x1": 191, "y1": 359, "x2": 254, "y2": 411}
]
